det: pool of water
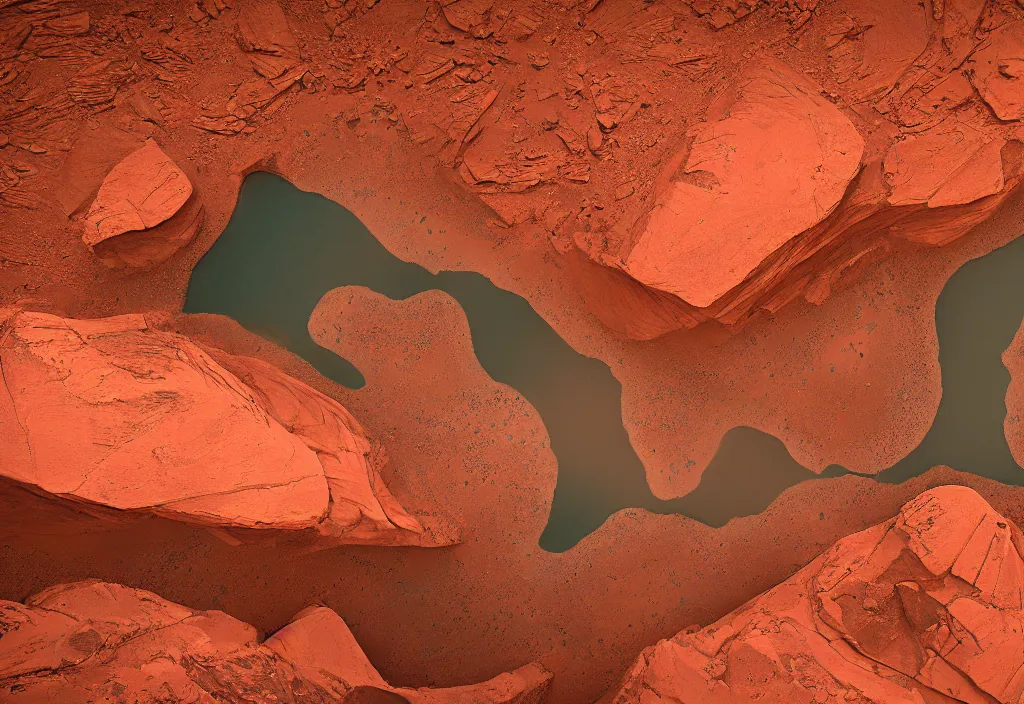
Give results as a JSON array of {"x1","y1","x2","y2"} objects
[{"x1": 185, "y1": 172, "x2": 1024, "y2": 551}]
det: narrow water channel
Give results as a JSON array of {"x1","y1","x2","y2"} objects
[{"x1": 185, "y1": 172, "x2": 1024, "y2": 552}]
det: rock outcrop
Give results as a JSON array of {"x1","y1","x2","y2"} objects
[
  {"x1": 82, "y1": 139, "x2": 204, "y2": 269},
  {"x1": 0, "y1": 580, "x2": 552, "y2": 702},
  {"x1": 193, "y1": 0, "x2": 311, "y2": 135},
  {"x1": 967, "y1": 20, "x2": 1024, "y2": 122},
  {"x1": 602, "y1": 486, "x2": 1024, "y2": 703},
  {"x1": 0, "y1": 310, "x2": 456, "y2": 546},
  {"x1": 621, "y1": 60, "x2": 865, "y2": 310},
  {"x1": 567, "y1": 0, "x2": 1024, "y2": 338}
]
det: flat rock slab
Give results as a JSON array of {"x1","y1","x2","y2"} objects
[
  {"x1": 82, "y1": 139, "x2": 192, "y2": 247},
  {"x1": 0, "y1": 580, "x2": 553, "y2": 702},
  {"x1": 884, "y1": 117, "x2": 1006, "y2": 209},
  {"x1": 623, "y1": 59, "x2": 864, "y2": 309},
  {"x1": 968, "y1": 21, "x2": 1024, "y2": 122}
]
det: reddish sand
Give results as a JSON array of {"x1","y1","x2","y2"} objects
[
  {"x1": 1005, "y1": 320, "x2": 1024, "y2": 469},
  {"x1": 2, "y1": 0, "x2": 1024, "y2": 700}
]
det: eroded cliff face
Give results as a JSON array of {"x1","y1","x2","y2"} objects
[
  {"x1": 602, "y1": 485, "x2": 1024, "y2": 703},
  {"x1": 0, "y1": 579, "x2": 552, "y2": 702},
  {"x1": 0, "y1": 310, "x2": 457, "y2": 546}
]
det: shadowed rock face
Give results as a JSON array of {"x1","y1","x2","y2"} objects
[
  {"x1": 82, "y1": 139, "x2": 204, "y2": 269},
  {"x1": 0, "y1": 580, "x2": 552, "y2": 703},
  {"x1": 602, "y1": 486, "x2": 1024, "y2": 703},
  {"x1": 0, "y1": 310, "x2": 457, "y2": 546}
]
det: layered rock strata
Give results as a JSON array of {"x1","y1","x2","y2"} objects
[
  {"x1": 602, "y1": 485, "x2": 1024, "y2": 703},
  {"x1": 0, "y1": 579, "x2": 552, "y2": 702},
  {"x1": 0, "y1": 310, "x2": 456, "y2": 546}
]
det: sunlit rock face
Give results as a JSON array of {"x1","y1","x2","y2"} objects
[
  {"x1": 602, "y1": 486, "x2": 1024, "y2": 703},
  {"x1": 0, "y1": 310, "x2": 457, "y2": 546},
  {"x1": 0, "y1": 580, "x2": 552, "y2": 703},
  {"x1": 967, "y1": 20, "x2": 1024, "y2": 123}
]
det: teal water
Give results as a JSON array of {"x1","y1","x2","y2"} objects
[{"x1": 185, "y1": 172, "x2": 1024, "y2": 551}]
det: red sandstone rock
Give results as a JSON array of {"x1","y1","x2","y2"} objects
[
  {"x1": 968, "y1": 21, "x2": 1024, "y2": 122},
  {"x1": 825, "y1": 0, "x2": 929, "y2": 102},
  {"x1": 884, "y1": 117, "x2": 1006, "y2": 209},
  {"x1": 235, "y1": 0, "x2": 301, "y2": 79},
  {"x1": 621, "y1": 60, "x2": 864, "y2": 309},
  {"x1": 0, "y1": 580, "x2": 552, "y2": 702},
  {"x1": 193, "y1": 0, "x2": 310, "y2": 134},
  {"x1": 82, "y1": 139, "x2": 203, "y2": 269},
  {"x1": 602, "y1": 486, "x2": 1024, "y2": 703},
  {"x1": 0, "y1": 311, "x2": 456, "y2": 546},
  {"x1": 566, "y1": 2, "x2": 1024, "y2": 337}
]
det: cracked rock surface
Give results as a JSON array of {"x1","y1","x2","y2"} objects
[
  {"x1": 602, "y1": 485, "x2": 1024, "y2": 703},
  {"x1": 0, "y1": 579, "x2": 552, "y2": 702},
  {"x1": 0, "y1": 310, "x2": 456, "y2": 546}
]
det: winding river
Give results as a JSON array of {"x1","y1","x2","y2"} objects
[{"x1": 185, "y1": 172, "x2": 1024, "y2": 551}]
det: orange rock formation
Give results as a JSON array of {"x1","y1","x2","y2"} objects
[
  {"x1": 570, "y1": 0, "x2": 1024, "y2": 337},
  {"x1": 2, "y1": 0, "x2": 1024, "y2": 700},
  {"x1": 620, "y1": 59, "x2": 865, "y2": 309},
  {"x1": 0, "y1": 310, "x2": 456, "y2": 546},
  {"x1": 82, "y1": 139, "x2": 204, "y2": 269},
  {"x1": 0, "y1": 579, "x2": 552, "y2": 702},
  {"x1": 602, "y1": 486, "x2": 1024, "y2": 703}
]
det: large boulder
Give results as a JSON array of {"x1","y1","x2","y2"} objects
[
  {"x1": 622, "y1": 60, "x2": 865, "y2": 309},
  {"x1": 602, "y1": 485, "x2": 1024, "y2": 703},
  {"x1": 0, "y1": 580, "x2": 552, "y2": 702},
  {"x1": 81, "y1": 139, "x2": 204, "y2": 269},
  {"x1": 0, "y1": 310, "x2": 456, "y2": 546}
]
